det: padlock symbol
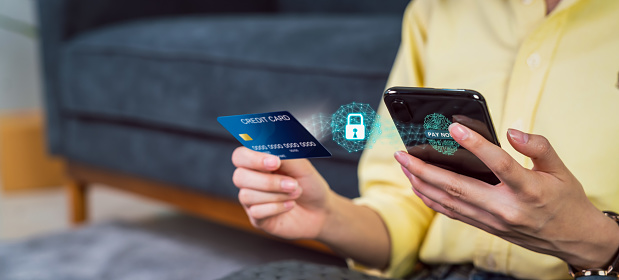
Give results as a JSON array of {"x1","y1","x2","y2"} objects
[{"x1": 345, "y1": 113, "x2": 365, "y2": 140}]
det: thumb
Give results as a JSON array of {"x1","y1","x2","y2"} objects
[{"x1": 507, "y1": 129, "x2": 567, "y2": 174}]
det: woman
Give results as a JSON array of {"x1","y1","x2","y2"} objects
[{"x1": 230, "y1": 0, "x2": 619, "y2": 278}]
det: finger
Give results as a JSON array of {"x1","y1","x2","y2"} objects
[
  {"x1": 233, "y1": 168, "x2": 299, "y2": 193},
  {"x1": 449, "y1": 123, "x2": 528, "y2": 188},
  {"x1": 416, "y1": 192, "x2": 501, "y2": 235},
  {"x1": 232, "y1": 146, "x2": 281, "y2": 172},
  {"x1": 406, "y1": 167, "x2": 475, "y2": 216},
  {"x1": 407, "y1": 170, "x2": 504, "y2": 234},
  {"x1": 452, "y1": 115, "x2": 493, "y2": 141},
  {"x1": 238, "y1": 187, "x2": 302, "y2": 207},
  {"x1": 396, "y1": 151, "x2": 492, "y2": 203},
  {"x1": 247, "y1": 201, "x2": 296, "y2": 220},
  {"x1": 506, "y1": 129, "x2": 568, "y2": 174},
  {"x1": 397, "y1": 154, "x2": 500, "y2": 221}
]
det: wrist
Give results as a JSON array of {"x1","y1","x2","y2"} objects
[
  {"x1": 567, "y1": 211, "x2": 619, "y2": 276},
  {"x1": 315, "y1": 189, "x2": 345, "y2": 243},
  {"x1": 313, "y1": 191, "x2": 390, "y2": 269}
]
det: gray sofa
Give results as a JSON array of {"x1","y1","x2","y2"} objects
[{"x1": 37, "y1": 0, "x2": 408, "y2": 203}]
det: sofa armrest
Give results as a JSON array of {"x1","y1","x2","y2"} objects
[{"x1": 36, "y1": 0, "x2": 67, "y2": 155}]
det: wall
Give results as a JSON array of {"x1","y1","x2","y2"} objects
[
  {"x1": 0, "y1": 0, "x2": 42, "y2": 111},
  {"x1": 0, "y1": 0, "x2": 42, "y2": 214}
]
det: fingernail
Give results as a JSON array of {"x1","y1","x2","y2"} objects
[
  {"x1": 263, "y1": 157, "x2": 279, "y2": 169},
  {"x1": 281, "y1": 179, "x2": 298, "y2": 192},
  {"x1": 508, "y1": 129, "x2": 529, "y2": 144},
  {"x1": 400, "y1": 165, "x2": 413, "y2": 180},
  {"x1": 449, "y1": 123, "x2": 469, "y2": 141},
  {"x1": 394, "y1": 151, "x2": 409, "y2": 166}
]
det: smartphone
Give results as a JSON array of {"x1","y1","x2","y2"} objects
[{"x1": 383, "y1": 87, "x2": 501, "y2": 185}]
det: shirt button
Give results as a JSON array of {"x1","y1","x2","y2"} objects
[
  {"x1": 485, "y1": 255, "x2": 497, "y2": 269},
  {"x1": 527, "y1": 52, "x2": 541, "y2": 69},
  {"x1": 522, "y1": 0, "x2": 534, "y2": 5}
]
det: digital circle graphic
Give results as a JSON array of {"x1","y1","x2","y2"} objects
[
  {"x1": 423, "y1": 113, "x2": 459, "y2": 156},
  {"x1": 331, "y1": 102, "x2": 381, "y2": 153}
]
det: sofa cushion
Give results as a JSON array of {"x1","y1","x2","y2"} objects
[
  {"x1": 64, "y1": 118, "x2": 360, "y2": 199},
  {"x1": 60, "y1": 15, "x2": 401, "y2": 160}
]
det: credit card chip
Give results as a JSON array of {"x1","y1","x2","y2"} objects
[{"x1": 239, "y1": 134, "x2": 253, "y2": 141}]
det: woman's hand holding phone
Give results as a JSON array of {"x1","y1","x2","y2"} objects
[{"x1": 394, "y1": 123, "x2": 619, "y2": 270}]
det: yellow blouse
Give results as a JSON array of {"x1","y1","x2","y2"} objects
[{"x1": 353, "y1": 0, "x2": 619, "y2": 279}]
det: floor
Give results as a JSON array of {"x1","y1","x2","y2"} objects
[
  {"x1": 0, "y1": 185, "x2": 348, "y2": 280},
  {"x1": 0, "y1": 205, "x2": 347, "y2": 280},
  {"x1": 0, "y1": 184, "x2": 172, "y2": 241}
]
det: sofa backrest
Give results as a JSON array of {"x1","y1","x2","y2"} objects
[{"x1": 277, "y1": 0, "x2": 410, "y2": 14}]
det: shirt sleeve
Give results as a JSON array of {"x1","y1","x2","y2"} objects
[{"x1": 347, "y1": 0, "x2": 437, "y2": 278}]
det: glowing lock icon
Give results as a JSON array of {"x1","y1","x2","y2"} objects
[{"x1": 345, "y1": 113, "x2": 365, "y2": 140}]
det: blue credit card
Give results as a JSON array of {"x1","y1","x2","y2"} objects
[{"x1": 217, "y1": 111, "x2": 331, "y2": 159}]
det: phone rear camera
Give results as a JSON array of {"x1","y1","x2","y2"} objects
[{"x1": 392, "y1": 99, "x2": 413, "y2": 123}]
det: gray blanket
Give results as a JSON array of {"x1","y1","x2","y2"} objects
[{"x1": 0, "y1": 214, "x2": 344, "y2": 280}]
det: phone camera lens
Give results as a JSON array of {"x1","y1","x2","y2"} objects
[{"x1": 392, "y1": 99, "x2": 413, "y2": 123}]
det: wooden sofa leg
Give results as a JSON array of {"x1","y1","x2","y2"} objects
[{"x1": 67, "y1": 180, "x2": 88, "y2": 225}]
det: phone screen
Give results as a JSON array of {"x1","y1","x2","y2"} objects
[{"x1": 384, "y1": 87, "x2": 500, "y2": 185}]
